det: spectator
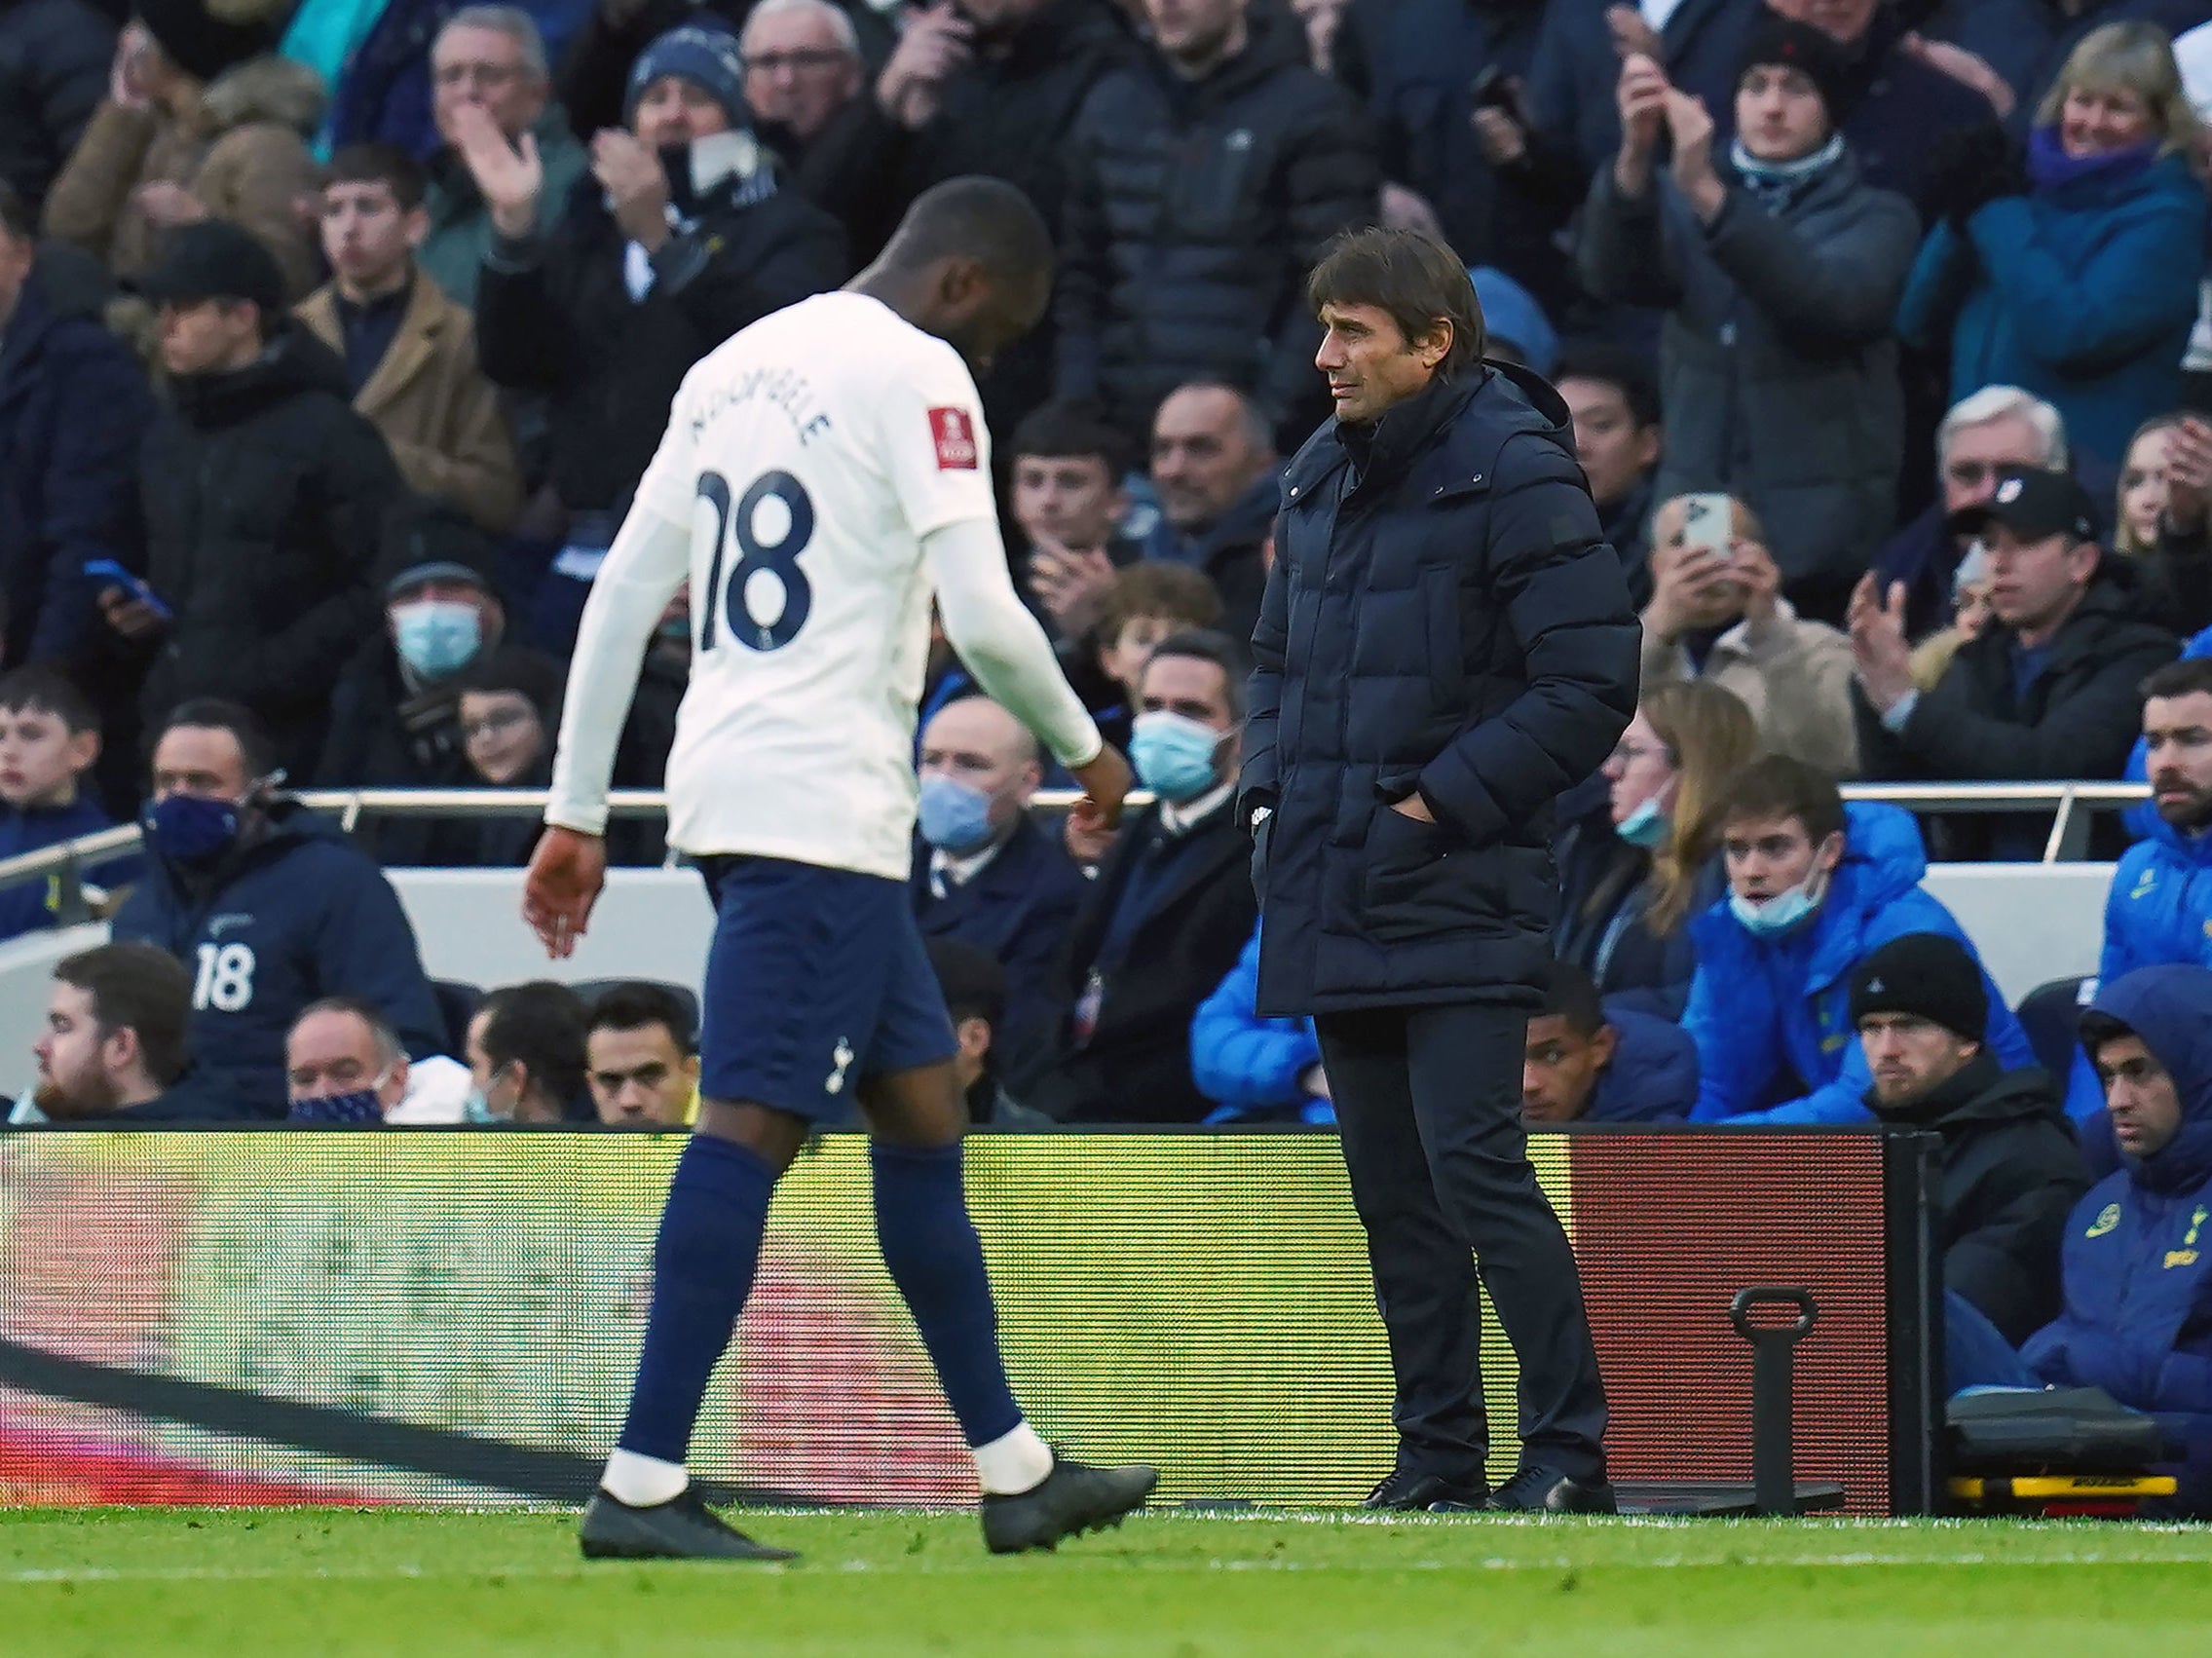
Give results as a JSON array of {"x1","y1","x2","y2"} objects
[
  {"x1": 1683, "y1": 754, "x2": 2042, "y2": 1124},
  {"x1": 1637, "y1": 493, "x2": 1860, "y2": 775},
  {"x1": 927, "y1": 935, "x2": 1052, "y2": 1126},
  {"x1": 331, "y1": 0, "x2": 597, "y2": 168},
  {"x1": 1190, "y1": 922, "x2": 1331, "y2": 1125},
  {"x1": 911, "y1": 694, "x2": 1087, "y2": 1037},
  {"x1": 1871, "y1": 385, "x2": 2070, "y2": 640},
  {"x1": 2118, "y1": 411, "x2": 2185, "y2": 555},
  {"x1": 1907, "y1": 542, "x2": 1995, "y2": 691},
  {"x1": 1898, "y1": 23, "x2": 2208, "y2": 477},
  {"x1": 1060, "y1": 559, "x2": 1222, "y2": 770},
  {"x1": 469, "y1": 21, "x2": 846, "y2": 625},
  {"x1": 1142, "y1": 383, "x2": 1279, "y2": 642},
  {"x1": 283, "y1": 997, "x2": 412, "y2": 1121},
  {"x1": 466, "y1": 978, "x2": 589, "y2": 1122},
  {"x1": 109, "y1": 699, "x2": 448, "y2": 1119},
  {"x1": 2104, "y1": 658, "x2": 2212, "y2": 979},
  {"x1": 0, "y1": 667, "x2": 133, "y2": 942},
  {"x1": 1555, "y1": 343, "x2": 1664, "y2": 605},
  {"x1": 584, "y1": 981, "x2": 698, "y2": 1128},
  {"x1": 414, "y1": 7, "x2": 592, "y2": 310},
  {"x1": 119, "y1": 221, "x2": 404, "y2": 782},
  {"x1": 740, "y1": 0, "x2": 864, "y2": 166},
  {"x1": 1018, "y1": 630, "x2": 1256, "y2": 1123},
  {"x1": 0, "y1": 180, "x2": 154, "y2": 669},
  {"x1": 2125, "y1": 411, "x2": 2212, "y2": 637},
  {"x1": 1577, "y1": 28, "x2": 1921, "y2": 622},
  {"x1": 1851, "y1": 468, "x2": 2180, "y2": 859},
  {"x1": 42, "y1": 10, "x2": 323, "y2": 298},
  {"x1": 2021, "y1": 965, "x2": 2212, "y2": 1518},
  {"x1": 1469, "y1": 266, "x2": 1559, "y2": 379},
  {"x1": 1056, "y1": 0, "x2": 1377, "y2": 442},
  {"x1": 22, "y1": 943, "x2": 196, "y2": 1122},
  {"x1": 0, "y1": 0, "x2": 112, "y2": 212},
  {"x1": 1519, "y1": 961, "x2": 1699, "y2": 1125},
  {"x1": 297, "y1": 142, "x2": 524, "y2": 537},
  {"x1": 1555, "y1": 679, "x2": 1759, "y2": 1019},
  {"x1": 1010, "y1": 397, "x2": 1138, "y2": 645},
  {"x1": 1849, "y1": 931, "x2": 2087, "y2": 1344}
]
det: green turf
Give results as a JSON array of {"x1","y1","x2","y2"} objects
[{"x1": 5, "y1": 1508, "x2": 2212, "y2": 1656}]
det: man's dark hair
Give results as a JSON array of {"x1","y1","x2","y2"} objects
[
  {"x1": 0, "y1": 180, "x2": 32, "y2": 244},
  {"x1": 326, "y1": 142, "x2": 428, "y2": 213},
  {"x1": 588, "y1": 981, "x2": 696, "y2": 1056},
  {"x1": 881, "y1": 175, "x2": 1053, "y2": 289},
  {"x1": 458, "y1": 646, "x2": 566, "y2": 717},
  {"x1": 0, "y1": 665, "x2": 97, "y2": 735},
  {"x1": 1536, "y1": 961, "x2": 1607, "y2": 1038},
  {"x1": 2143, "y1": 656, "x2": 2212, "y2": 703},
  {"x1": 294, "y1": 996, "x2": 406, "y2": 1069},
  {"x1": 1306, "y1": 226, "x2": 1485, "y2": 379},
  {"x1": 927, "y1": 937, "x2": 1006, "y2": 1032},
  {"x1": 479, "y1": 981, "x2": 592, "y2": 1119},
  {"x1": 1143, "y1": 627, "x2": 1251, "y2": 726},
  {"x1": 55, "y1": 944, "x2": 193, "y2": 1086},
  {"x1": 1554, "y1": 343, "x2": 1662, "y2": 431},
  {"x1": 1716, "y1": 754, "x2": 1847, "y2": 848},
  {"x1": 1011, "y1": 399, "x2": 1135, "y2": 480},
  {"x1": 154, "y1": 697, "x2": 277, "y2": 780}
]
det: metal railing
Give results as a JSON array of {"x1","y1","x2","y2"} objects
[{"x1": 1, "y1": 780, "x2": 2152, "y2": 922}]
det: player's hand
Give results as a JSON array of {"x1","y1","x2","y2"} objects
[
  {"x1": 452, "y1": 103, "x2": 543, "y2": 239},
  {"x1": 1069, "y1": 744, "x2": 1133, "y2": 836},
  {"x1": 523, "y1": 825, "x2": 607, "y2": 960}
]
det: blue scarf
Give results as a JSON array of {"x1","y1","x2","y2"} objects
[
  {"x1": 2027, "y1": 125, "x2": 2156, "y2": 195},
  {"x1": 1728, "y1": 133, "x2": 1845, "y2": 213}
]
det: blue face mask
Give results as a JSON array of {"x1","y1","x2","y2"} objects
[
  {"x1": 1616, "y1": 796, "x2": 1671, "y2": 850},
  {"x1": 1729, "y1": 872, "x2": 1828, "y2": 939},
  {"x1": 288, "y1": 1089, "x2": 383, "y2": 1124},
  {"x1": 1131, "y1": 710, "x2": 1224, "y2": 805},
  {"x1": 143, "y1": 792, "x2": 242, "y2": 866},
  {"x1": 393, "y1": 599, "x2": 483, "y2": 679},
  {"x1": 918, "y1": 773, "x2": 997, "y2": 853}
]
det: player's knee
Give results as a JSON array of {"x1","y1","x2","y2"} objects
[{"x1": 694, "y1": 1098, "x2": 808, "y2": 1172}]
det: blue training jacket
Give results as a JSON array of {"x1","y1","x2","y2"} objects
[
  {"x1": 1684, "y1": 802, "x2": 2038, "y2": 1124},
  {"x1": 1191, "y1": 924, "x2": 1330, "y2": 1125}
]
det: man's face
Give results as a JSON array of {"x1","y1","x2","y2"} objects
[
  {"x1": 1521, "y1": 1013, "x2": 1615, "y2": 1125},
  {"x1": 1314, "y1": 302, "x2": 1443, "y2": 428},
  {"x1": 2101, "y1": 1034, "x2": 2185, "y2": 1158},
  {"x1": 431, "y1": 22, "x2": 544, "y2": 146},
  {"x1": 1013, "y1": 453, "x2": 1123, "y2": 552},
  {"x1": 158, "y1": 298, "x2": 258, "y2": 378},
  {"x1": 1145, "y1": 0, "x2": 1246, "y2": 65},
  {"x1": 285, "y1": 1009, "x2": 406, "y2": 1112},
  {"x1": 929, "y1": 261, "x2": 1050, "y2": 380},
  {"x1": 150, "y1": 726, "x2": 249, "y2": 805},
  {"x1": 0, "y1": 705, "x2": 94, "y2": 810},
  {"x1": 919, "y1": 697, "x2": 1041, "y2": 839},
  {"x1": 1860, "y1": 1014, "x2": 1978, "y2": 1110},
  {"x1": 32, "y1": 982, "x2": 116, "y2": 1119},
  {"x1": 1558, "y1": 376, "x2": 1659, "y2": 509},
  {"x1": 2148, "y1": 691, "x2": 2212, "y2": 833},
  {"x1": 631, "y1": 75, "x2": 733, "y2": 148},
  {"x1": 1767, "y1": 0, "x2": 1876, "y2": 45},
  {"x1": 741, "y1": 8, "x2": 860, "y2": 141},
  {"x1": 321, "y1": 179, "x2": 421, "y2": 292},
  {"x1": 1735, "y1": 64, "x2": 1828, "y2": 165},
  {"x1": 1722, "y1": 811, "x2": 1841, "y2": 903},
  {"x1": 0, "y1": 222, "x2": 33, "y2": 328},
  {"x1": 1137, "y1": 653, "x2": 1236, "y2": 782},
  {"x1": 1151, "y1": 386, "x2": 1272, "y2": 533},
  {"x1": 1981, "y1": 524, "x2": 2094, "y2": 636},
  {"x1": 1942, "y1": 415, "x2": 2047, "y2": 517},
  {"x1": 587, "y1": 1022, "x2": 698, "y2": 1127}
]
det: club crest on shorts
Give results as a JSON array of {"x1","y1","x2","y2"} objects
[
  {"x1": 929, "y1": 407, "x2": 978, "y2": 471},
  {"x1": 826, "y1": 1036, "x2": 856, "y2": 1094}
]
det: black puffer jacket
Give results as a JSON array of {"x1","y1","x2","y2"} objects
[
  {"x1": 138, "y1": 326, "x2": 403, "y2": 779},
  {"x1": 0, "y1": 0, "x2": 111, "y2": 209},
  {"x1": 1242, "y1": 362, "x2": 1639, "y2": 1014},
  {"x1": 1056, "y1": 22, "x2": 1377, "y2": 438}
]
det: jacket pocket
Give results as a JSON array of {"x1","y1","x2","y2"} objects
[{"x1": 1362, "y1": 806, "x2": 1461, "y2": 943}]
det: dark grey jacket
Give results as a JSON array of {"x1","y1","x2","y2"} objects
[{"x1": 1576, "y1": 149, "x2": 1920, "y2": 590}]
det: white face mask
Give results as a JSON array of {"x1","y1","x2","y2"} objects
[{"x1": 1729, "y1": 864, "x2": 1830, "y2": 938}]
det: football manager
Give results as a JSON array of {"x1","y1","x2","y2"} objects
[{"x1": 1240, "y1": 227, "x2": 1639, "y2": 1514}]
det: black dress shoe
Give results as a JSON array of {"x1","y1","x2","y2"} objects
[
  {"x1": 981, "y1": 1451, "x2": 1157, "y2": 1554},
  {"x1": 1359, "y1": 1469, "x2": 1490, "y2": 1512},
  {"x1": 1483, "y1": 1468, "x2": 1617, "y2": 1514},
  {"x1": 580, "y1": 1488, "x2": 799, "y2": 1561}
]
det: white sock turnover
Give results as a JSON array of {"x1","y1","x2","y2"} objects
[
  {"x1": 972, "y1": 1422, "x2": 1054, "y2": 1495},
  {"x1": 601, "y1": 1448, "x2": 690, "y2": 1507}
]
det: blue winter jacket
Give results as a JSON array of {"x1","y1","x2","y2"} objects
[
  {"x1": 2123, "y1": 623, "x2": 2212, "y2": 843},
  {"x1": 110, "y1": 800, "x2": 447, "y2": 1119},
  {"x1": 2024, "y1": 964, "x2": 2212, "y2": 1515},
  {"x1": 2103, "y1": 803, "x2": 2212, "y2": 984},
  {"x1": 1684, "y1": 802, "x2": 2038, "y2": 1124},
  {"x1": 1896, "y1": 147, "x2": 2207, "y2": 471},
  {"x1": 0, "y1": 795, "x2": 137, "y2": 943},
  {"x1": 1191, "y1": 925, "x2": 1330, "y2": 1125},
  {"x1": 1589, "y1": 1006, "x2": 1698, "y2": 1123}
]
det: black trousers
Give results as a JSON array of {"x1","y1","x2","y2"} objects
[{"x1": 1317, "y1": 1001, "x2": 1607, "y2": 1485}]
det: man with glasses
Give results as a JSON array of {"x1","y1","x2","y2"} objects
[{"x1": 741, "y1": 0, "x2": 864, "y2": 154}]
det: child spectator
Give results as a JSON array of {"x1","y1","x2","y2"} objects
[
  {"x1": 0, "y1": 666, "x2": 134, "y2": 941},
  {"x1": 1090, "y1": 562, "x2": 1223, "y2": 746}
]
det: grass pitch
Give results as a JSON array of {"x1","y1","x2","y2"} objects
[{"x1": 5, "y1": 1507, "x2": 2211, "y2": 1656}]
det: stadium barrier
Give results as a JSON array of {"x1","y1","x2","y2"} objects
[{"x1": 0, "y1": 1126, "x2": 1939, "y2": 1514}]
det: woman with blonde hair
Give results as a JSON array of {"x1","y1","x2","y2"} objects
[
  {"x1": 1899, "y1": 20, "x2": 2209, "y2": 471},
  {"x1": 1554, "y1": 679, "x2": 1761, "y2": 1018}
]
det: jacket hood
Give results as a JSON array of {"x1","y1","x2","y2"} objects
[
  {"x1": 1869, "y1": 1048, "x2": 2060, "y2": 1130},
  {"x1": 1830, "y1": 799, "x2": 1929, "y2": 913},
  {"x1": 168, "y1": 322, "x2": 351, "y2": 428},
  {"x1": 201, "y1": 55, "x2": 326, "y2": 137},
  {"x1": 1484, "y1": 357, "x2": 1573, "y2": 435},
  {"x1": 2091, "y1": 964, "x2": 2212, "y2": 1192}
]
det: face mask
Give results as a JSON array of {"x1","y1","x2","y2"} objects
[
  {"x1": 393, "y1": 600, "x2": 483, "y2": 680},
  {"x1": 1729, "y1": 869, "x2": 1828, "y2": 939},
  {"x1": 465, "y1": 1066, "x2": 513, "y2": 1123},
  {"x1": 918, "y1": 773, "x2": 997, "y2": 853},
  {"x1": 143, "y1": 792, "x2": 242, "y2": 866},
  {"x1": 1131, "y1": 710, "x2": 1224, "y2": 805},
  {"x1": 288, "y1": 1089, "x2": 383, "y2": 1124},
  {"x1": 1616, "y1": 796, "x2": 1671, "y2": 850}
]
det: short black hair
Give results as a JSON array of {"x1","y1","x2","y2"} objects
[
  {"x1": 1306, "y1": 226, "x2": 1484, "y2": 379},
  {"x1": 154, "y1": 697, "x2": 277, "y2": 780},
  {"x1": 1011, "y1": 398, "x2": 1135, "y2": 480},
  {"x1": 2143, "y1": 656, "x2": 2212, "y2": 703},
  {"x1": 927, "y1": 937, "x2": 1006, "y2": 1031},
  {"x1": 1535, "y1": 961, "x2": 1606, "y2": 1038},
  {"x1": 457, "y1": 646, "x2": 566, "y2": 716},
  {"x1": 881, "y1": 175, "x2": 1054, "y2": 290},
  {"x1": 588, "y1": 981, "x2": 696, "y2": 1056},
  {"x1": 1142, "y1": 628, "x2": 1250, "y2": 726},
  {"x1": 56, "y1": 943, "x2": 193, "y2": 1086},
  {"x1": 1716, "y1": 754, "x2": 1846, "y2": 848},
  {"x1": 0, "y1": 665, "x2": 97, "y2": 735},
  {"x1": 1554, "y1": 342, "x2": 1662, "y2": 431},
  {"x1": 326, "y1": 142, "x2": 427, "y2": 213},
  {"x1": 0, "y1": 179, "x2": 31, "y2": 244},
  {"x1": 478, "y1": 981, "x2": 592, "y2": 1119}
]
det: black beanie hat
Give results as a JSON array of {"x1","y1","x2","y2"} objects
[
  {"x1": 1736, "y1": 14, "x2": 1852, "y2": 119},
  {"x1": 135, "y1": 0, "x2": 277, "y2": 85},
  {"x1": 1848, "y1": 933, "x2": 1989, "y2": 1042}
]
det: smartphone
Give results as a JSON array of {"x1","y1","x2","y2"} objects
[
  {"x1": 83, "y1": 559, "x2": 172, "y2": 622},
  {"x1": 1679, "y1": 493, "x2": 1733, "y2": 559}
]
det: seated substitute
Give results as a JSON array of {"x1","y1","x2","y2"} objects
[
  {"x1": 927, "y1": 937, "x2": 1052, "y2": 1128},
  {"x1": 284, "y1": 998, "x2": 414, "y2": 1122},
  {"x1": 467, "y1": 979, "x2": 591, "y2": 1123},
  {"x1": 1519, "y1": 962, "x2": 1698, "y2": 1126},
  {"x1": 17, "y1": 944, "x2": 195, "y2": 1123},
  {"x1": 586, "y1": 982, "x2": 700, "y2": 1129},
  {"x1": 2105, "y1": 658, "x2": 2212, "y2": 980}
]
